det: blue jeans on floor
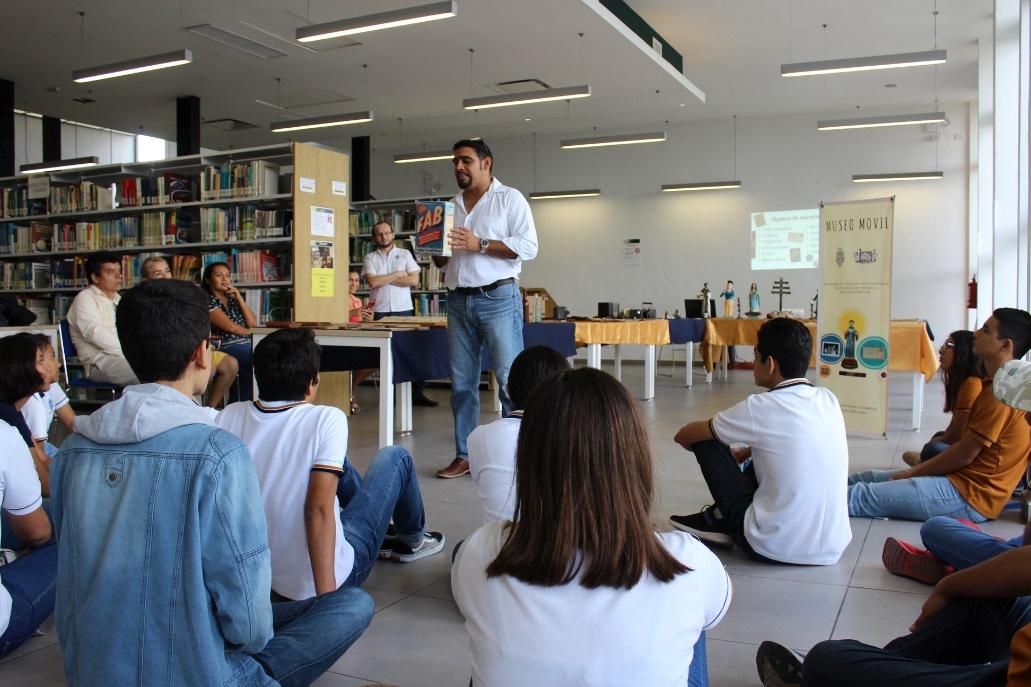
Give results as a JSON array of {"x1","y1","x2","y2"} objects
[
  {"x1": 447, "y1": 282, "x2": 523, "y2": 457},
  {"x1": 847, "y1": 469, "x2": 988, "y2": 522},
  {"x1": 338, "y1": 446, "x2": 428, "y2": 586},
  {"x1": 688, "y1": 632, "x2": 708, "y2": 687},
  {"x1": 221, "y1": 339, "x2": 253, "y2": 401},
  {"x1": 0, "y1": 541, "x2": 57, "y2": 658},
  {"x1": 254, "y1": 585, "x2": 374, "y2": 686},
  {"x1": 920, "y1": 516, "x2": 1023, "y2": 570}
]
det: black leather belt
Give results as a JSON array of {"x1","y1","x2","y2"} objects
[{"x1": 450, "y1": 278, "x2": 516, "y2": 295}]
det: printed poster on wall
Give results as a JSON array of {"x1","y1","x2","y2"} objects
[
  {"x1": 310, "y1": 240, "x2": 335, "y2": 298},
  {"x1": 817, "y1": 197, "x2": 894, "y2": 436}
]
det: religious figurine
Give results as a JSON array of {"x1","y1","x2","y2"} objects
[
  {"x1": 810, "y1": 291, "x2": 819, "y2": 320},
  {"x1": 771, "y1": 278, "x2": 791, "y2": 312},
  {"x1": 747, "y1": 282, "x2": 761, "y2": 317},
  {"x1": 699, "y1": 282, "x2": 712, "y2": 318},
  {"x1": 719, "y1": 280, "x2": 735, "y2": 318},
  {"x1": 842, "y1": 319, "x2": 859, "y2": 370},
  {"x1": 736, "y1": 297, "x2": 742, "y2": 319}
]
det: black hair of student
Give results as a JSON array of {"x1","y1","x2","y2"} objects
[
  {"x1": 0, "y1": 333, "x2": 45, "y2": 403},
  {"x1": 201, "y1": 262, "x2": 230, "y2": 295},
  {"x1": 26, "y1": 333, "x2": 52, "y2": 352},
  {"x1": 85, "y1": 252, "x2": 121, "y2": 283},
  {"x1": 507, "y1": 345, "x2": 570, "y2": 410},
  {"x1": 940, "y1": 330, "x2": 985, "y2": 413},
  {"x1": 993, "y1": 308, "x2": 1031, "y2": 360},
  {"x1": 253, "y1": 328, "x2": 321, "y2": 402},
  {"x1": 116, "y1": 280, "x2": 211, "y2": 383},
  {"x1": 756, "y1": 317, "x2": 812, "y2": 379},
  {"x1": 453, "y1": 139, "x2": 494, "y2": 165}
]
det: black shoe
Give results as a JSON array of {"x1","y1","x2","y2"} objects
[
  {"x1": 413, "y1": 394, "x2": 439, "y2": 407},
  {"x1": 669, "y1": 506, "x2": 733, "y2": 547},
  {"x1": 378, "y1": 523, "x2": 398, "y2": 559},
  {"x1": 755, "y1": 641, "x2": 804, "y2": 687}
]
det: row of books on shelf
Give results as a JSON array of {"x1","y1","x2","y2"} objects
[
  {"x1": 200, "y1": 206, "x2": 290, "y2": 242},
  {"x1": 49, "y1": 181, "x2": 115, "y2": 215},
  {"x1": 2, "y1": 188, "x2": 46, "y2": 219},
  {"x1": 349, "y1": 208, "x2": 421, "y2": 236},
  {"x1": 412, "y1": 293, "x2": 446, "y2": 316},
  {"x1": 117, "y1": 174, "x2": 193, "y2": 207},
  {"x1": 200, "y1": 161, "x2": 282, "y2": 201}
]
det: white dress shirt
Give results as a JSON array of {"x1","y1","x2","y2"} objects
[
  {"x1": 362, "y1": 245, "x2": 420, "y2": 313},
  {"x1": 446, "y1": 177, "x2": 538, "y2": 289},
  {"x1": 67, "y1": 285, "x2": 122, "y2": 368}
]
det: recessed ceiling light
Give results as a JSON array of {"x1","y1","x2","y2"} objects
[
  {"x1": 524, "y1": 117, "x2": 532, "y2": 122},
  {"x1": 679, "y1": 103, "x2": 686, "y2": 107}
]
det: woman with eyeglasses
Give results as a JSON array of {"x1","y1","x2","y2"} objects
[{"x1": 903, "y1": 330, "x2": 986, "y2": 466}]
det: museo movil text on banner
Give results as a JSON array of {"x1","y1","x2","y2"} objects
[{"x1": 817, "y1": 197, "x2": 894, "y2": 436}]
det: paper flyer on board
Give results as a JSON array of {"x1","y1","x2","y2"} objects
[
  {"x1": 310, "y1": 240, "x2": 334, "y2": 298},
  {"x1": 817, "y1": 197, "x2": 894, "y2": 436}
]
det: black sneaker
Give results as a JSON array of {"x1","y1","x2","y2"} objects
[
  {"x1": 669, "y1": 505, "x2": 733, "y2": 547},
  {"x1": 387, "y1": 531, "x2": 446, "y2": 563},
  {"x1": 413, "y1": 394, "x2": 439, "y2": 407},
  {"x1": 755, "y1": 641, "x2": 805, "y2": 687}
]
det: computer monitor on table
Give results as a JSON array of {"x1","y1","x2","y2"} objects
[{"x1": 684, "y1": 299, "x2": 716, "y2": 318}]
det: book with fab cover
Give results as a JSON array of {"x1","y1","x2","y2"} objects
[{"x1": 415, "y1": 201, "x2": 454, "y2": 257}]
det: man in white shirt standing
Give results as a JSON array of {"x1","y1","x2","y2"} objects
[
  {"x1": 362, "y1": 220, "x2": 437, "y2": 407},
  {"x1": 670, "y1": 318, "x2": 852, "y2": 566},
  {"x1": 67, "y1": 252, "x2": 137, "y2": 386},
  {"x1": 434, "y1": 139, "x2": 539, "y2": 479}
]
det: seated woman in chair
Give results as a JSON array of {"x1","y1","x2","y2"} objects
[{"x1": 202, "y1": 262, "x2": 256, "y2": 401}]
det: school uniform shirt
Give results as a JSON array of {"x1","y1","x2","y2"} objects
[
  {"x1": 21, "y1": 385, "x2": 70, "y2": 443},
  {"x1": 0, "y1": 400, "x2": 33, "y2": 448},
  {"x1": 0, "y1": 424, "x2": 44, "y2": 635},
  {"x1": 446, "y1": 177, "x2": 538, "y2": 289},
  {"x1": 452, "y1": 523, "x2": 731, "y2": 687},
  {"x1": 710, "y1": 378, "x2": 851, "y2": 565},
  {"x1": 948, "y1": 377, "x2": 1031, "y2": 518},
  {"x1": 953, "y1": 375, "x2": 983, "y2": 415},
  {"x1": 216, "y1": 400, "x2": 354, "y2": 600},
  {"x1": 363, "y1": 246, "x2": 420, "y2": 313},
  {"x1": 467, "y1": 415, "x2": 521, "y2": 525}
]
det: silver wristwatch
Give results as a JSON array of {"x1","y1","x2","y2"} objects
[{"x1": 479, "y1": 238, "x2": 490, "y2": 254}]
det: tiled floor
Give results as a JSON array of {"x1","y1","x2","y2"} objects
[{"x1": 1, "y1": 362, "x2": 1023, "y2": 686}]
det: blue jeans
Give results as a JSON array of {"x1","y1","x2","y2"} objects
[
  {"x1": 447, "y1": 282, "x2": 524, "y2": 457},
  {"x1": 688, "y1": 632, "x2": 708, "y2": 687},
  {"x1": 920, "y1": 516, "x2": 1023, "y2": 570},
  {"x1": 254, "y1": 585, "x2": 374, "y2": 686},
  {"x1": 221, "y1": 339, "x2": 253, "y2": 401},
  {"x1": 847, "y1": 470, "x2": 988, "y2": 522},
  {"x1": 0, "y1": 541, "x2": 57, "y2": 658},
  {"x1": 338, "y1": 446, "x2": 428, "y2": 586}
]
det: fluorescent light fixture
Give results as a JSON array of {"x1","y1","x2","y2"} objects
[
  {"x1": 463, "y1": 84, "x2": 591, "y2": 110},
  {"x1": 781, "y1": 49, "x2": 947, "y2": 77},
  {"x1": 661, "y1": 181, "x2": 742, "y2": 192},
  {"x1": 20, "y1": 156, "x2": 100, "y2": 174},
  {"x1": 529, "y1": 189, "x2": 601, "y2": 200},
  {"x1": 270, "y1": 111, "x2": 374, "y2": 132},
  {"x1": 185, "y1": 25, "x2": 288, "y2": 59},
  {"x1": 560, "y1": 131, "x2": 666, "y2": 149},
  {"x1": 852, "y1": 171, "x2": 944, "y2": 183},
  {"x1": 818, "y1": 111, "x2": 946, "y2": 131},
  {"x1": 73, "y1": 49, "x2": 193, "y2": 83},
  {"x1": 393, "y1": 150, "x2": 454, "y2": 164},
  {"x1": 297, "y1": 1, "x2": 457, "y2": 42}
]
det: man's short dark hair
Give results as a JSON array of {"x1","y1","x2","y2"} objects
[
  {"x1": 116, "y1": 280, "x2": 211, "y2": 383},
  {"x1": 994, "y1": 307, "x2": 1031, "y2": 359},
  {"x1": 85, "y1": 252, "x2": 121, "y2": 282},
  {"x1": 0, "y1": 333, "x2": 45, "y2": 403},
  {"x1": 253, "y1": 328, "x2": 321, "y2": 402},
  {"x1": 508, "y1": 345, "x2": 570, "y2": 410},
  {"x1": 757, "y1": 317, "x2": 812, "y2": 379},
  {"x1": 453, "y1": 139, "x2": 493, "y2": 164}
]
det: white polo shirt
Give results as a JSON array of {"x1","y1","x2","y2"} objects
[
  {"x1": 467, "y1": 416, "x2": 521, "y2": 525},
  {"x1": 21, "y1": 385, "x2": 70, "y2": 442},
  {"x1": 710, "y1": 378, "x2": 851, "y2": 565},
  {"x1": 1, "y1": 424, "x2": 44, "y2": 635},
  {"x1": 215, "y1": 400, "x2": 355, "y2": 600},
  {"x1": 362, "y1": 245, "x2": 420, "y2": 313},
  {"x1": 446, "y1": 177, "x2": 538, "y2": 289}
]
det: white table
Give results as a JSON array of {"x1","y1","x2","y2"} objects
[{"x1": 584, "y1": 343, "x2": 658, "y2": 400}]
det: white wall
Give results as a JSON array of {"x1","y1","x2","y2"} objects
[
  {"x1": 13, "y1": 113, "x2": 137, "y2": 169},
  {"x1": 377, "y1": 106, "x2": 969, "y2": 355}
]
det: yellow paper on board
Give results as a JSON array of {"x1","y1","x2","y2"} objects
[{"x1": 311, "y1": 268, "x2": 334, "y2": 298}]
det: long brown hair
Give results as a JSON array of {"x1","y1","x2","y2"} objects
[
  {"x1": 486, "y1": 367, "x2": 689, "y2": 589},
  {"x1": 941, "y1": 330, "x2": 985, "y2": 412}
]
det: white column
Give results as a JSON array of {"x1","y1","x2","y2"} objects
[
  {"x1": 1019, "y1": 0, "x2": 1031, "y2": 310},
  {"x1": 977, "y1": 33, "x2": 995, "y2": 320},
  {"x1": 968, "y1": 100, "x2": 980, "y2": 331},
  {"x1": 994, "y1": 0, "x2": 1022, "y2": 308}
]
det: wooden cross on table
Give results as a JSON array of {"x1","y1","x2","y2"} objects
[{"x1": 771, "y1": 278, "x2": 791, "y2": 311}]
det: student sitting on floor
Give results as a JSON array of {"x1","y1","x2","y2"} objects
[
  {"x1": 848, "y1": 308, "x2": 1031, "y2": 523},
  {"x1": 53, "y1": 279, "x2": 373, "y2": 686},
  {"x1": 453, "y1": 367, "x2": 731, "y2": 687},
  {"x1": 902, "y1": 330, "x2": 985, "y2": 466},
  {"x1": 669, "y1": 317, "x2": 852, "y2": 565},
  {"x1": 20, "y1": 334, "x2": 74, "y2": 457},
  {"x1": 216, "y1": 327, "x2": 444, "y2": 601},
  {"x1": 0, "y1": 334, "x2": 56, "y2": 497},
  {"x1": 468, "y1": 345, "x2": 569, "y2": 525}
]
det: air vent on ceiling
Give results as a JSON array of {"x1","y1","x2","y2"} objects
[
  {"x1": 204, "y1": 118, "x2": 260, "y2": 131},
  {"x1": 185, "y1": 24, "x2": 288, "y2": 59},
  {"x1": 489, "y1": 79, "x2": 551, "y2": 95}
]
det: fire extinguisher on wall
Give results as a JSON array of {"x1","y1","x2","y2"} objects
[{"x1": 967, "y1": 276, "x2": 978, "y2": 309}]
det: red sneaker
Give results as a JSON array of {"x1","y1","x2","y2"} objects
[{"x1": 882, "y1": 537, "x2": 951, "y2": 585}]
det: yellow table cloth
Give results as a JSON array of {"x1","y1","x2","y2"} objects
[{"x1": 573, "y1": 319, "x2": 672, "y2": 346}]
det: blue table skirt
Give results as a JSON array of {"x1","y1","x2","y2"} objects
[
  {"x1": 668, "y1": 318, "x2": 706, "y2": 344},
  {"x1": 318, "y1": 322, "x2": 577, "y2": 384}
]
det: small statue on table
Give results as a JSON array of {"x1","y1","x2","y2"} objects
[
  {"x1": 719, "y1": 280, "x2": 735, "y2": 318},
  {"x1": 699, "y1": 282, "x2": 712, "y2": 318},
  {"x1": 746, "y1": 282, "x2": 762, "y2": 318}
]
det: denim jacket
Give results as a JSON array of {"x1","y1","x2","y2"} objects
[{"x1": 52, "y1": 384, "x2": 276, "y2": 686}]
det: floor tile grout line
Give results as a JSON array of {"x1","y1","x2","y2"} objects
[{"x1": 0, "y1": 637, "x2": 60, "y2": 667}]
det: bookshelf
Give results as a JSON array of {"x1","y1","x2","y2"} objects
[
  {"x1": 349, "y1": 196, "x2": 448, "y2": 316},
  {"x1": 0, "y1": 142, "x2": 350, "y2": 326}
]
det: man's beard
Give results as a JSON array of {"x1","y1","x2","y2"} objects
[{"x1": 456, "y1": 174, "x2": 472, "y2": 189}]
